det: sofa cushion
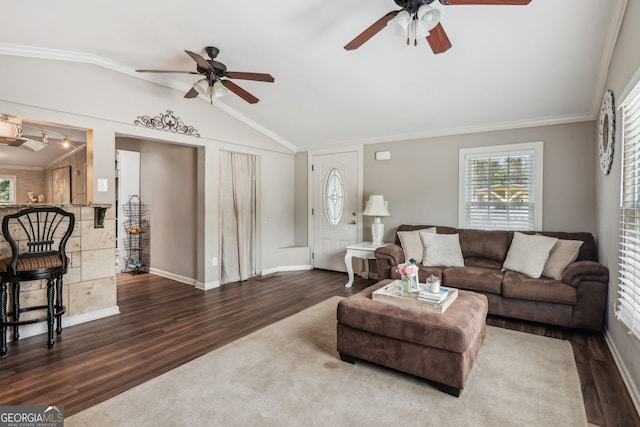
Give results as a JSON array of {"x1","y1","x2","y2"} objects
[
  {"x1": 542, "y1": 239, "x2": 583, "y2": 280},
  {"x1": 463, "y1": 257, "x2": 504, "y2": 270},
  {"x1": 420, "y1": 232, "x2": 464, "y2": 267},
  {"x1": 502, "y1": 271, "x2": 577, "y2": 305},
  {"x1": 458, "y1": 229, "x2": 510, "y2": 263},
  {"x1": 502, "y1": 232, "x2": 558, "y2": 278},
  {"x1": 397, "y1": 227, "x2": 436, "y2": 264},
  {"x1": 415, "y1": 266, "x2": 447, "y2": 283},
  {"x1": 443, "y1": 266, "x2": 504, "y2": 294}
]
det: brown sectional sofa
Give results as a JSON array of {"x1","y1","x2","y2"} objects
[{"x1": 375, "y1": 225, "x2": 609, "y2": 331}]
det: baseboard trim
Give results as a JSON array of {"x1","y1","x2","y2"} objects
[
  {"x1": 14, "y1": 305, "x2": 121, "y2": 339},
  {"x1": 604, "y1": 329, "x2": 640, "y2": 416},
  {"x1": 195, "y1": 280, "x2": 220, "y2": 290},
  {"x1": 150, "y1": 265, "x2": 314, "y2": 289},
  {"x1": 261, "y1": 264, "x2": 313, "y2": 276},
  {"x1": 149, "y1": 268, "x2": 197, "y2": 286},
  {"x1": 147, "y1": 268, "x2": 220, "y2": 291}
]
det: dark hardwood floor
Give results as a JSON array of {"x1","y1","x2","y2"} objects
[{"x1": 0, "y1": 270, "x2": 637, "y2": 426}]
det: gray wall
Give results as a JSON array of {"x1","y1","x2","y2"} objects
[
  {"x1": 597, "y1": 0, "x2": 640, "y2": 406},
  {"x1": 362, "y1": 121, "x2": 597, "y2": 243},
  {"x1": 0, "y1": 168, "x2": 46, "y2": 204},
  {"x1": 294, "y1": 151, "x2": 308, "y2": 247},
  {"x1": 116, "y1": 138, "x2": 198, "y2": 280},
  {"x1": 0, "y1": 147, "x2": 87, "y2": 204}
]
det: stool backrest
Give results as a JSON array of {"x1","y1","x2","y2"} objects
[{"x1": 2, "y1": 206, "x2": 75, "y2": 274}]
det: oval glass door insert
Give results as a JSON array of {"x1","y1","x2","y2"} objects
[{"x1": 324, "y1": 168, "x2": 344, "y2": 226}]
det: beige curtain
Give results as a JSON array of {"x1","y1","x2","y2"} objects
[{"x1": 220, "y1": 151, "x2": 257, "y2": 284}]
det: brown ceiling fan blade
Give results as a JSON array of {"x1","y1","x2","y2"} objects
[
  {"x1": 440, "y1": 0, "x2": 531, "y2": 4},
  {"x1": 426, "y1": 23, "x2": 452, "y2": 54},
  {"x1": 225, "y1": 72, "x2": 275, "y2": 83},
  {"x1": 221, "y1": 80, "x2": 259, "y2": 104},
  {"x1": 136, "y1": 69, "x2": 199, "y2": 74},
  {"x1": 185, "y1": 50, "x2": 214, "y2": 72},
  {"x1": 184, "y1": 87, "x2": 199, "y2": 99},
  {"x1": 344, "y1": 10, "x2": 400, "y2": 50}
]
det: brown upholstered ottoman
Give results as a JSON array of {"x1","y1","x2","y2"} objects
[{"x1": 337, "y1": 279, "x2": 488, "y2": 396}]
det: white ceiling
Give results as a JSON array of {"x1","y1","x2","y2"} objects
[{"x1": 0, "y1": 0, "x2": 627, "y2": 152}]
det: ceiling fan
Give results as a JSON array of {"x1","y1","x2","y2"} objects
[
  {"x1": 344, "y1": 0, "x2": 532, "y2": 54},
  {"x1": 136, "y1": 46, "x2": 274, "y2": 104}
]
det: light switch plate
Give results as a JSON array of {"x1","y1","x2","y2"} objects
[
  {"x1": 375, "y1": 151, "x2": 391, "y2": 161},
  {"x1": 97, "y1": 179, "x2": 108, "y2": 192}
]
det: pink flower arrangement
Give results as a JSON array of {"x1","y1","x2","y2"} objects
[{"x1": 398, "y1": 259, "x2": 418, "y2": 277}]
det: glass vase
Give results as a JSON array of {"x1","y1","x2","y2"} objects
[{"x1": 401, "y1": 274, "x2": 411, "y2": 296}]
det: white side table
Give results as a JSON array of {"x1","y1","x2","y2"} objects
[{"x1": 344, "y1": 242, "x2": 392, "y2": 288}]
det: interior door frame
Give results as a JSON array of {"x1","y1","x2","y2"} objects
[{"x1": 307, "y1": 145, "x2": 364, "y2": 268}]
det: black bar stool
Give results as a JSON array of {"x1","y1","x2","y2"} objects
[{"x1": 0, "y1": 206, "x2": 75, "y2": 356}]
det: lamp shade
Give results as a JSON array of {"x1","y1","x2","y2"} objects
[
  {"x1": 362, "y1": 195, "x2": 390, "y2": 217},
  {"x1": 213, "y1": 80, "x2": 228, "y2": 98},
  {"x1": 390, "y1": 10, "x2": 412, "y2": 36},
  {"x1": 193, "y1": 79, "x2": 212, "y2": 97},
  {"x1": 417, "y1": 4, "x2": 440, "y2": 32}
]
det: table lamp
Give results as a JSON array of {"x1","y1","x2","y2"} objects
[{"x1": 362, "y1": 194, "x2": 390, "y2": 245}]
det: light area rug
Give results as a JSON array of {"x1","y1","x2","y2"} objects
[{"x1": 67, "y1": 297, "x2": 588, "y2": 427}]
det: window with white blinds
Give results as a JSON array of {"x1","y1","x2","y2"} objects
[
  {"x1": 617, "y1": 79, "x2": 640, "y2": 339},
  {"x1": 459, "y1": 142, "x2": 543, "y2": 230}
]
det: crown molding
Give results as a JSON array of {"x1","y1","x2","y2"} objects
[
  {"x1": 589, "y1": 0, "x2": 628, "y2": 115},
  {"x1": 0, "y1": 164, "x2": 43, "y2": 171},
  {"x1": 313, "y1": 112, "x2": 594, "y2": 149},
  {"x1": 0, "y1": 43, "x2": 296, "y2": 153}
]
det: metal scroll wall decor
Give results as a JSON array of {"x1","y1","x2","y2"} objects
[{"x1": 134, "y1": 110, "x2": 200, "y2": 138}]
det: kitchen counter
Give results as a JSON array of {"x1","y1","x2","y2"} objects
[{"x1": 0, "y1": 204, "x2": 119, "y2": 339}]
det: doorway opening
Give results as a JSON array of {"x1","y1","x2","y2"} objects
[{"x1": 115, "y1": 136, "x2": 199, "y2": 284}]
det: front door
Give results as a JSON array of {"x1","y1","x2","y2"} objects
[{"x1": 312, "y1": 151, "x2": 359, "y2": 271}]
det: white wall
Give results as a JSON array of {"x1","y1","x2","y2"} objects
[
  {"x1": 597, "y1": 0, "x2": 640, "y2": 410},
  {"x1": 0, "y1": 55, "x2": 297, "y2": 286},
  {"x1": 363, "y1": 121, "x2": 597, "y2": 242},
  {"x1": 115, "y1": 149, "x2": 141, "y2": 272}
]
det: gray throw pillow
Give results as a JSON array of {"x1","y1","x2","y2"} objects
[
  {"x1": 397, "y1": 227, "x2": 436, "y2": 263},
  {"x1": 542, "y1": 238, "x2": 583, "y2": 280}
]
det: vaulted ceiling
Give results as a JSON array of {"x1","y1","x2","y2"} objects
[{"x1": 0, "y1": 0, "x2": 628, "y2": 152}]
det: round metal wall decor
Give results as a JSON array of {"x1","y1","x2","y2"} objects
[{"x1": 598, "y1": 90, "x2": 615, "y2": 175}]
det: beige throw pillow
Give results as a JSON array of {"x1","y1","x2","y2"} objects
[
  {"x1": 502, "y1": 232, "x2": 558, "y2": 278},
  {"x1": 542, "y1": 239, "x2": 583, "y2": 280},
  {"x1": 397, "y1": 227, "x2": 436, "y2": 263},
  {"x1": 420, "y1": 232, "x2": 464, "y2": 267}
]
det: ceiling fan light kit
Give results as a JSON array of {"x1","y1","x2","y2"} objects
[
  {"x1": 192, "y1": 78, "x2": 228, "y2": 104},
  {"x1": 136, "y1": 46, "x2": 274, "y2": 104},
  {"x1": 391, "y1": 5, "x2": 440, "y2": 46},
  {"x1": 344, "y1": 0, "x2": 531, "y2": 53}
]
